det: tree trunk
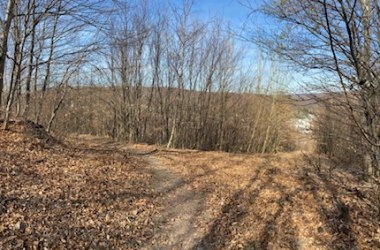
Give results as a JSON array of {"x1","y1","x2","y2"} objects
[
  {"x1": 167, "y1": 115, "x2": 176, "y2": 149},
  {"x1": 47, "y1": 84, "x2": 67, "y2": 133},
  {"x1": 35, "y1": 1, "x2": 60, "y2": 124},
  {"x1": 0, "y1": 0, "x2": 16, "y2": 114},
  {"x1": 23, "y1": 1, "x2": 36, "y2": 118}
]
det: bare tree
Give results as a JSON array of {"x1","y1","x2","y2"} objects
[
  {"x1": 41, "y1": 0, "x2": 295, "y2": 154},
  {"x1": 253, "y1": 0, "x2": 380, "y2": 176},
  {"x1": 0, "y1": 0, "x2": 16, "y2": 113}
]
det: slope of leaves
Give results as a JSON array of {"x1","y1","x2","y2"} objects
[{"x1": 0, "y1": 121, "x2": 156, "y2": 249}]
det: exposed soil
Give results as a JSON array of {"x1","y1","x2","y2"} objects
[
  {"x1": 1, "y1": 122, "x2": 379, "y2": 249},
  {"x1": 142, "y1": 155, "x2": 207, "y2": 249}
]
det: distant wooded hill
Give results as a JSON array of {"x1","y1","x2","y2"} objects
[{"x1": 25, "y1": 85, "x2": 298, "y2": 154}]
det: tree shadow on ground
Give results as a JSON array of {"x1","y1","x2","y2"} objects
[
  {"x1": 298, "y1": 154, "x2": 367, "y2": 249},
  {"x1": 55, "y1": 142, "x2": 370, "y2": 249},
  {"x1": 192, "y1": 156, "x2": 362, "y2": 250},
  {"x1": 193, "y1": 159, "x2": 299, "y2": 250}
]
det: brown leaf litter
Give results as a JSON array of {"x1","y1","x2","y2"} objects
[{"x1": 0, "y1": 121, "x2": 379, "y2": 249}]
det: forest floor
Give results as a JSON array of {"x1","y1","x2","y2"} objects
[{"x1": 0, "y1": 121, "x2": 379, "y2": 249}]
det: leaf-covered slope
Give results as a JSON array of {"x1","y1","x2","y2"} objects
[{"x1": 0, "y1": 121, "x2": 156, "y2": 249}]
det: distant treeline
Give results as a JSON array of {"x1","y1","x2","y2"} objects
[{"x1": 35, "y1": 86, "x2": 295, "y2": 153}]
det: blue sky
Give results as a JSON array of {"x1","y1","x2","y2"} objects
[
  {"x1": 162, "y1": 0, "x2": 305, "y2": 92},
  {"x1": 186, "y1": 0, "x2": 307, "y2": 93},
  {"x1": 191, "y1": 0, "x2": 252, "y2": 23},
  {"x1": 170, "y1": 0, "x2": 264, "y2": 28}
]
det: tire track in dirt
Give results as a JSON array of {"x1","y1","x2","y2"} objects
[{"x1": 143, "y1": 155, "x2": 206, "y2": 250}]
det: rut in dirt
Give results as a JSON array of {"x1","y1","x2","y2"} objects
[{"x1": 143, "y1": 156, "x2": 207, "y2": 250}]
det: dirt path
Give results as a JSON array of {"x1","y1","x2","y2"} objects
[
  {"x1": 2, "y1": 129, "x2": 378, "y2": 249},
  {"x1": 70, "y1": 137, "x2": 208, "y2": 248},
  {"x1": 143, "y1": 155, "x2": 206, "y2": 250},
  {"x1": 63, "y1": 137, "x2": 380, "y2": 250}
]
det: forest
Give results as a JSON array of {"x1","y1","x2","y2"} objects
[{"x1": 0, "y1": 0, "x2": 379, "y2": 249}]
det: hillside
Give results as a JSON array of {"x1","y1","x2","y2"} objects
[
  {"x1": 0, "y1": 121, "x2": 156, "y2": 248},
  {"x1": 30, "y1": 85, "x2": 295, "y2": 154},
  {"x1": 0, "y1": 121, "x2": 379, "y2": 249}
]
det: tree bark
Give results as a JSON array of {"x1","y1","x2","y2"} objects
[{"x1": 0, "y1": 0, "x2": 16, "y2": 114}]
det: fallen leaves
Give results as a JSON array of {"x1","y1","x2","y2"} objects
[
  {"x1": 0, "y1": 122, "x2": 156, "y2": 249},
  {"x1": 1, "y1": 121, "x2": 379, "y2": 249},
  {"x1": 156, "y1": 151, "x2": 380, "y2": 250}
]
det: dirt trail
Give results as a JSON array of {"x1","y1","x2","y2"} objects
[
  {"x1": 143, "y1": 155, "x2": 206, "y2": 250},
  {"x1": 72, "y1": 137, "x2": 208, "y2": 248},
  {"x1": 64, "y1": 136, "x2": 380, "y2": 250},
  {"x1": 2, "y1": 128, "x2": 378, "y2": 249}
]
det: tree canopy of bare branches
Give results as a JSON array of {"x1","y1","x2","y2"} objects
[{"x1": 254, "y1": 0, "x2": 380, "y2": 176}]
